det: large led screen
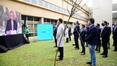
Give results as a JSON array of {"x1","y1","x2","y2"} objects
[{"x1": 0, "y1": 5, "x2": 22, "y2": 36}]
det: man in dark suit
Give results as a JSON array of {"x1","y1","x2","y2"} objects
[
  {"x1": 5, "y1": 19, "x2": 17, "y2": 31},
  {"x1": 95, "y1": 24, "x2": 101, "y2": 53},
  {"x1": 101, "y1": 21, "x2": 110, "y2": 58},
  {"x1": 80, "y1": 24, "x2": 86, "y2": 55},
  {"x1": 53, "y1": 25, "x2": 57, "y2": 47},
  {"x1": 107, "y1": 22, "x2": 111, "y2": 49},
  {"x1": 86, "y1": 18, "x2": 97, "y2": 66},
  {"x1": 68, "y1": 27, "x2": 72, "y2": 41},
  {"x1": 5, "y1": 11, "x2": 17, "y2": 35},
  {"x1": 113, "y1": 23, "x2": 117, "y2": 51},
  {"x1": 73, "y1": 21, "x2": 80, "y2": 49}
]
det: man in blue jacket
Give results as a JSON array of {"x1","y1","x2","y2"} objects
[{"x1": 86, "y1": 18, "x2": 98, "y2": 66}]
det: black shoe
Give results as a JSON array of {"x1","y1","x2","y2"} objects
[
  {"x1": 58, "y1": 55, "x2": 60, "y2": 58},
  {"x1": 86, "y1": 62, "x2": 92, "y2": 64},
  {"x1": 54, "y1": 46, "x2": 57, "y2": 48},
  {"x1": 75, "y1": 47, "x2": 79, "y2": 49},
  {"x1": 113, "y1": 49, "x2": 117, "y2": 51},
  {"x1": 75, "y1": 47, "x2": 79, "y2": 50},
  {"x1": 100, "y1": 53, "x2": 104, "y2": 55},
  {"x1": 56, "y1": 59, "x2": 63, "y2": 61},
  {"x1": 108, "y1": 47, "x2": 110, "y2": 49},
  {"x1": 102, "y1": 55, "x2": 108, "y2": 58},
  {"x1": 95, "y1": 49, "x2": 98, "y2": 51},
  {"x1": 72, "y1": 44, "x2": 75, "y2": 46}
]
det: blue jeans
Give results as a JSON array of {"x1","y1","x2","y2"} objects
[{"x1": 88, "y1": 44, "x2": 96, "y2": 66}]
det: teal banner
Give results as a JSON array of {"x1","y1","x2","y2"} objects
[{"x1": 37, "y1": 24, "x2": 53, "y2": 40}]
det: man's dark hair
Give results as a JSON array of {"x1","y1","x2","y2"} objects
[
  {"x1": 107, "y1": 22, "x2": 109, "y2": 26},
  {"x1": 101, "y1": 23, "x2": 105, "y2": 26},
  {"x1": 89, "y1": 18, "x2": 95, "y2": 24},
  {"x1": 82, "y1": 24, "x2": 85, "y2": 28},
  {"x1": 58, "y1": 18, "x2": 63, "y2": 23},
  {"x1": 76, "y1": 21, "x2": 80, "y2": 25},
  {"x1": 97, "y1": 23, "x2": 100, "y2": 27},
  {"x1": 104, "y1": 21, "x2": 108, "y2": 25}
]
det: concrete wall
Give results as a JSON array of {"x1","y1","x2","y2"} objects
[
  {"x1": 92, "y1": 0, "x2": 112, "y2": 26},
  {"x1": 0, "y1": 0, "x2": 88, "y2": 24}
]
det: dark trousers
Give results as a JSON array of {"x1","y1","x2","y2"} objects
[
  {"x1": 80, "y1": 39, "x2": 85, "y2": 54},
  {"x1": 54, "y1": 36, "x2": 57, "y2": 47},
  {"x1": 69, "y1": 34, "x2": 71, "y2": 41},
  {"x1": 25, "y1": 34, "x2": 30, "y2": 43},
  {"x1": 113, "y1": 38, "x2": 117, "y2": 51},
  {"x1": 102, "y1": 39, "x2": 108, "y2": 56},
  {"x1": 26, "y1": 34, "x2": 29, "y2": 40},
  {"x1": 74, "y1": 35, "x2": 79, "y2": 49},
  {"x1": 58, "y1": 47, "x2": 64, "y2": 60},
  {"x1": 96, "y1": 40, "x2": 101, "y2": 52},
  {"x1": 66, "y1": 38, "x2": 69, "y2": 43}
]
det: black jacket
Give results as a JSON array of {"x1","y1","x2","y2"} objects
[
  {"x1": 73, "y1": 25, "x2": 80, "y2": 37},
  {"x1": 113, "y1": 27, "x2": 117, "y2": 40},
  {"x1": 101, "y1": 26, "x2": 111, "y2": 41},
  {"x1": 96, "y1": 28, "x2": 101, "y2": 41},
  {"x1": 80, "y1": 28, "x2": 86, "y2": 41}
]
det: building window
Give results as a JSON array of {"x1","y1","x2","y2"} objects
[
  {"x1": 21, "y1": 15, "x2": 41, "y2": 36},
  {"x1": 21, "y1": 15, "x2": 26, "y2": 20},
  {"x1": 27, "y1": 16, "x2": 33, "y2": 21}
]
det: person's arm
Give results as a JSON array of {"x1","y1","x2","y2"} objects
[{"x1": 86, "y1": 28, "x2": 96, "y2": 41}]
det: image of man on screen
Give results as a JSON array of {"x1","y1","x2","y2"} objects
[{"x1": 5, "y1": 10, "x2": 17, "y2": 35}]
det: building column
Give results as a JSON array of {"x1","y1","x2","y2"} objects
[{"x1": 41, "y1": 17, "x2": 44, "y2": 24}]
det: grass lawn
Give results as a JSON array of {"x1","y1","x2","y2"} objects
[{"x1": 0, "y1": 37, "x2": 117, "y2": 66}]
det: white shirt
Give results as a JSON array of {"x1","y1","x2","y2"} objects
[{"x1": 56, "y1": 23, "x2": 64, "y2": 47}]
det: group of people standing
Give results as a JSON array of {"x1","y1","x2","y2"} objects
[{"x1": 53, "y1": 18, "x2": 117, "y2": 66}]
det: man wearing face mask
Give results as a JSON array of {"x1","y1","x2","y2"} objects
[{"x1": 101, "y1": 21, "x2": 111, "y2": 58}]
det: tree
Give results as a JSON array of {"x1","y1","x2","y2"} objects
[{"x1": 53, "y1": 0, "x2": 90, "y2": 66}]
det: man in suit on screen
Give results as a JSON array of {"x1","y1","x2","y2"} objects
[{"x1": 5, "y1": 10, "x2": 17, "y2": 35}]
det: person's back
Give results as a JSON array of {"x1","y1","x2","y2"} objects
[
  {"x1": 101, "y1": 26, "x2": 110, "y2": 41},
  {"x1": 86, "y1": 25, "x2": 98, "y2": 45},
  {"x1": 96, "y1": 24, "x2": 101, "y2": 42},
  {"x1": 80, "y1": 26, "x2": 86, "y2": 41},
  {"x1": 53, "y1": 27, "x2": 57, "y2": 38},
  {"x1": 68, "y1": 27, "x2": 71, "y2": 35},
  {"x1": 73, "y1": 25, "x2": 80, "y2": 36},
  {"x1": 86, "y1": 18, "x2": 97, "y2": 66}
]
